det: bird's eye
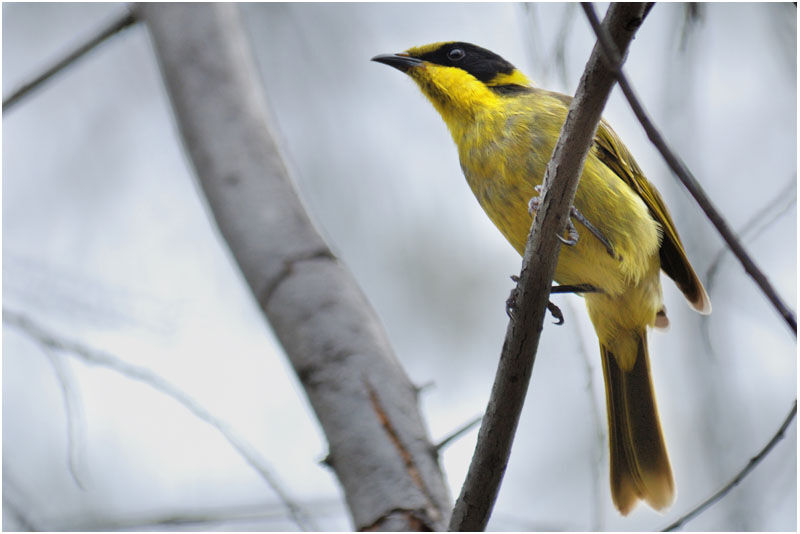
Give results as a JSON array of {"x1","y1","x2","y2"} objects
[{"x1": 447, "y1": 48, "x2": 465, "y2": 61}]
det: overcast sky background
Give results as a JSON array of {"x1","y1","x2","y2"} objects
[{"x1": 3, "y1": 2, "x2": 796, "y2": 531}]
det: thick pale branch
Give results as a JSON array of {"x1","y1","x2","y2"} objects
[
  {"x1": 448, "y1": 3, "x2": 651, "y2": 530},
  {"x1": 137, "y1": 4, "x2": 450, "y2": 530}
]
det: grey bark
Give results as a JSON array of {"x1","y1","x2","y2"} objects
[{"x1": 138, "y1": 4, "x2": 450, "y2": 530}]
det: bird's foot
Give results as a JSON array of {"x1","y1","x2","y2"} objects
[
  {"x1": 506, "y1": 276, "x2": 601, "y2": 325},
  {"x1": 528, "y1": 185, "x2": 617, "y2": 258},
  {"x1": 546, "y1": 301, "x2": 564, "y2": 325}
]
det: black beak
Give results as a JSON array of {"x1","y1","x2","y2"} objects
[{"x1": 371, "y1": 53, "x2": 423, "y2": 73}]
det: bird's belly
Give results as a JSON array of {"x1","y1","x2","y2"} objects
[{"x1": 462, "y1": 157, "x2": 661, "y2": 297}]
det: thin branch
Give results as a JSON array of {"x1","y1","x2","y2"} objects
[
  {"x1": 662, "y1": 401, "x2": 797, "y2": 531},
  {"x1": 435, "y1": 416, "x2": 482, "y2": 452},
  {"x1": 582, "y1": 2, "x2": 797, "y2": 335},
  {"x1": 554, "y1": 3, "x2": 578, "y2": 88},
  {"x1": 2, "y1": 479, "x2": 40, "y2": 533},
  {"x1": 3, "y1": 308, "x2": 317, "y2": 532},
  {"x1": 42, "y1": 347, "x2": 89, "y2": 490},
  {"x1": 677, "y1": 3, "x2": 705, "y2": 53},
  {"x1": 521, "y1": 3, "x2": 576, "y2": 89},
  {"x1": 705, "y1": 175, "x2": 797, "y2": 295},
  {"x1": 2, "y1": 7, "x2": 137, "y2": 111},
  {"x1": 448, "y1": 4, "x2": 651, "y2": 530},
  {"x1": 57, "y1": 499, "x2": 346, "y2": 531},
  {"x1": 701, "y1": 175, "x2": 796, "y2": 362}
]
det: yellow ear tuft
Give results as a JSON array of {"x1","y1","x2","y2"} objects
[{"x1": 487, "y1": 70, "x2": 532, "y2": 87}]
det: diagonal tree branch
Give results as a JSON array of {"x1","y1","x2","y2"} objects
[
  {"x1": 582, "y1": 2, "x2": 797, "y2": 335},
  {"x1": 662, "y1": 401, "x2": 797, "y2": 532},
  {"x1": 701, "y1": 175, "x2": 796, "y2": 363},
  {"x1": 136, "y1": 4, "x2": 450, "y2": 530},
  {"x1": 704, "y1": 175, "x2": 797, "y2": 297},
  {"x1": 2, "y1": 7, "x2": 137, "y2": 111},
  {"x1": 448, "y1": 3, "x2": 652, "y2": 530}
]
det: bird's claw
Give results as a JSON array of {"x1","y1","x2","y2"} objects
[
  {"x1": 568, "y1": 204, "x2": 616, "y2": 258},
  {"x1": 506, "y1": 274, "x2": 569, "y2": 325},
  {"x1": 557, "y1": 218, "x2": 579, "y2": 246},
  {"x1": 547, "y1": 301, "x2": 564, "y2": 325},
  {"x1": 528, "y1": 185, "x2": 617, "y2": 258}
]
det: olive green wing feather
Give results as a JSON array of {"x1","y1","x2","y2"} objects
[{"x1": 593, "y1": 121, "x2": 711, "y2": 314}]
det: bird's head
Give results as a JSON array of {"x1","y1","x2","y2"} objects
[{"x1": 372, "y1": 42, "x2": 532, "y2": 122}]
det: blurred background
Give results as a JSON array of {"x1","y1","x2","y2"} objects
[{"x1": 3, "y1": 2, "x2": 796, "y2": 531}]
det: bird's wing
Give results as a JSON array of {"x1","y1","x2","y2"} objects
[{"x1": 593, "y1": 120, "x2": 711, "y2": 314}]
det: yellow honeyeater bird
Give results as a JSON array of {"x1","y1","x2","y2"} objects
[{"x1": 373, "y1": 42, "x2": 711, "y2": 515}]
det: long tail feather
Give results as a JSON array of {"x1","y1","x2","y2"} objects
[{"x1": 600, "y1": 330, "x2": 674, "y2": 515}]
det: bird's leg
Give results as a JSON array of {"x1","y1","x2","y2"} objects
[
  {"x1": 550, "y1": 283, "x2": 602, "y2": 294},
  {"x1": 528, "y1": 185, "x2": 616, "y2": 257},
  {"x1": 569, "y1": 208, "x2": 616, "y2": 258},
  {"x1": 506, "y1": 277, "x2": 601, "y2": 325},
  {"x1": 527, "y1": 188, "x2": 578, "y2": 246}
]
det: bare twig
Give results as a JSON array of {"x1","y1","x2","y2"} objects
[
  {"x1": 677, "y1": 3, "x2": 705, "y2": 53},
  {"x1": 701, "y1": 175, "x2": 796, "y2": 361},
  {"x1": 435, "y1": 416, "x2": 482, "y2": 452},
  {"x1": 705, "y1": 175, "x2": 797, "y2": 295},
  {"x1": 662, "y1": 401, "x2": 797, "y2": 531},
  {"x1": 57, "y1": 499, "x2": 346, "y2": 531},
  {"x1": 2, "y1": 7, "x2": 137, "y2": 111},
  {"x1": 2, "y1": 478, "x2": 40, "y2": 532},
  {"x1": 2, "y1": 500, "x2": 38, "y2": 532},
  {"x1": 448, "y1": 4, "x2": 651, "y2": 530},
  {"x1": 3, "y1": 308, "x2": 317, "y2": 532},
  {"x1": 554, "y1": 3, "x2": 578, "y2": 88},
  {"x1": 43, "y1": 348, "x2": 89, "y2": 490},
  {"x1": 521, "y1": 3, "x2": 577, "y2": 89},
  {"x1": 582, "y1": 2, "x2": 797, "y2": 335}
]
